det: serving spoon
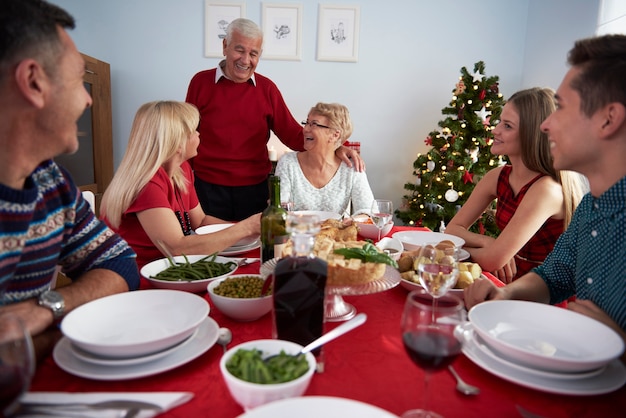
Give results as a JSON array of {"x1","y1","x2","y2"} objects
[
  {"x1": 267, "y1": 313, "x2": 367, "y2": 360},
  {"x1": 217, "y1": 327, "x2": 233, "y2": 353}
]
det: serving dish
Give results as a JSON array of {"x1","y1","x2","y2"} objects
[
  {"x1": 468, "y1": 300, "x2": 625, "y2": 372},
  {"x1": 141, "y1": 255, "x2": 238, "y2": 293},
  {"x1": 392, "y1": 231, "x2": 465, "y2": 251},
  {"x1": 356, "y1": 221, "x2": 394, "y2": 240},
  {"x1": 60, "y1": 289, "x2": 209, "y2": 359},
  {"x1": 237, "y1": 396, "x2": 400, "y2": 417},
  {"x1": 220, "y1": 339, "x2": 316, "y2": 410},
  {"x1": 207, "y1": 275, "x2": 272, "y2": 321}
]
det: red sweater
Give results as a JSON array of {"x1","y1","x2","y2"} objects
[{"x1": 186, "y1": 69, "x2": 304, "y2": 186}]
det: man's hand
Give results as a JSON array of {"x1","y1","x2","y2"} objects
[
  {"x1": 463, "y1": 278, "x2": 507, "y2": 310},
  {"x1": 335, "y1": 145, "x2": 365, "y2": 172}
]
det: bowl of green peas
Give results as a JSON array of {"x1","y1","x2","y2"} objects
[
  {"x1": 220, "y1": 339, "x2": 316, "y2": 410},
  {"x1": 207, "y1": 275, "x2": 272, "y2": 321},
  {"x1": 141, "y1": 254, "x2": 238, "y2": 293}
]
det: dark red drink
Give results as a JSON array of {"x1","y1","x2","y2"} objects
[
  {"x1": 402, "y1": 328, "x2": 462, "y2": 371},
  {"x1": 273, "y1": 256, "x2": 327, "y2": 349}
]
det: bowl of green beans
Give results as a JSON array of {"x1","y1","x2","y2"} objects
[
  {"x1": 207, "y1": 275, "x2": 272, "y2": 321},
  {"x1": 219, "y1": 339, "x2": 316, "y2": 410},
  {"x1": 141, "y1": 254, "x2": 238, "y2": 293}
]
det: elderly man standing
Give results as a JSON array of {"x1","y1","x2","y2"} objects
[
  {"x1": 186, "y1": 18, "x2": 363, "y2": 222},
  {"x1": 0, "y1": 0, "x2": 139, "y2": 358}
]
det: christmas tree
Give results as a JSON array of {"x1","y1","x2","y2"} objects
[{"x1": 396, "y1": 61, "x2": 505, "y2": 236}]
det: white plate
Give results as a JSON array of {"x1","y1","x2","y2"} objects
[
  {"x1": 292, "y1": 210, "x2": 341, "y2": 221},
  {"x1": 468, "y1": 300, "x2": 625, "y2": 373},
  {"x1": 392, "y1": 231, "x2": 465, "y2": 251},
  {"x1": 399, "y1": 277, "x2": 465, "y2": 299},
  {"x1": 61, "y1": 289, "x2": 209, "y2": 358},
  {"x1": 469, "y1": 327, "x2": 606, "y2": 380},
  {"x1": 458, "y1": 323, "x2": 626, "y2": 395},
  {"x1": 141, "y1": 255, "x2": 238, "y2": 293},
  {"x1": 219, "y1": 239, "x2": 261, "y2": 256},
  {"x1": 237, "y1": 396, "x2": 399, "y2": 418},
  {"x1": 69, "y1": 328, "x2": 198, "y2": 367},
  {"x1": 54, "y1": 317, "x2": 218, "y2": 380},
  {"x1": 196, "y1": 224, "x2": 259, "y2": 248}
]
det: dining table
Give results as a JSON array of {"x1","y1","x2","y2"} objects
[{"x1": 29, "y1": 226, "x2": 626, "y2": 418}]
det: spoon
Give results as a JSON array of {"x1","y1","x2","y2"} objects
[
  {"x1": 448, "y1": 365, "x2": 480, "y2": 395},
  {"x1": 217, "y1": 327, "x2": 232, "y2": 353},
  {"x1": 268, "y1": 313, "x2": 367, "y2": 360}
]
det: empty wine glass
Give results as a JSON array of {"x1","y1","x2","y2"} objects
[
  {"x1": 401, "y1": 289, "x2": 464, "y2": 418},
  {"x1": 0, "y1": 313, "x2": 35, "y2": 416},
  {"x1": 415, "y1": 244, "x2": 460, "y2": 320},
  {"x1": 370, "y1": 199, "x2": 393, "y2": 241}
]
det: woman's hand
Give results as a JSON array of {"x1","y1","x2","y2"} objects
[{"x1": 491, "y1": 257, "x2": 518, "y2": 284}]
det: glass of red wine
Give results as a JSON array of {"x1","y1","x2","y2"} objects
[
  {"x1": 401, "y1": 289, "x2": 464, "y2": 418},
  {"x1": 0, "y1": 313, "x2": 35, "y2": 417}
]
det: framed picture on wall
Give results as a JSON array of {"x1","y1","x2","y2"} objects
[
  {"x1": 261, "y1": 3, "x2": 303, "y2": 60},
  {"x1": 316, "y1": 4, "x2": 360, "y2": 62},
  {"x1": 204, "y1": 1, "x2": 246, "y2": 58}
]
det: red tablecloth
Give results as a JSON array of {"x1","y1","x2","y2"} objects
[{"x1": 30, "y1": 226, "x2": 625, "y2": 417}]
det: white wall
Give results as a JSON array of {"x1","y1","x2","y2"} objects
[
  {"x1": 597, "y1": 0, "x2": 626, "y2": 34},
  {"x1": 50, "y1": 0, "x2": 598, "y2": 217}
]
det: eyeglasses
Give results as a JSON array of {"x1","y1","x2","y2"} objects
[{"x1": 301, "y1": 120, "x2": 333, "y2": 130}]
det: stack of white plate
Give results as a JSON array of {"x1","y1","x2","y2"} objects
[
  {"x1": 55, "y1": 289, "x2": 218, "y2": 380},
  {"x1": 391, "y1": 231, "x2": 470, "y2": 260},
  {"x1": 196, "y1": 224, "x2": 260, "y2": 256},
  {"x1": 459, "y1": 300, "x2": 626, "y2": 395}
]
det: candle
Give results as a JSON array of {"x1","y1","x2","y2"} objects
[{"x1": 268, "y1": 147, "x2": 278, "y2": 162}]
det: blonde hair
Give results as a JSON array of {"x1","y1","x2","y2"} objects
[
  {"x1": 309, "y1": 102, "x2": 353, "y2": 149},
  {"x1": 507, "y1": 88, "x2": 584, "y2": 227},
  {"x1": 101, "y1": 101, "x2": 200, "y2": 228}
]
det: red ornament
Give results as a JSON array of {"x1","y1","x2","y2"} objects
[
  {"x1": 424, "y1": 137, "x2": 432, "y2": 146},
  {"x1": 478, "y1": 220, "x2": 486, "y2": 235},
  {"x1": 479, "y1": 89, "x2": 486, "y2": 101},
  {"x1": 463, "y1": 170, "x2": 474, "y2": 184}
]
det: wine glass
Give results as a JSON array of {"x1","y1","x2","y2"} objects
[
  {"x1": 370, "y1": 199, "x2": 393, "y2": 241},
  {"x1": 0, "y1": 313, "x2": 35, "y2": 416},
  {"x1": 415, "y1": 244, "x2": 460, "y2": 320},
  {"x1": 401, "y1": 289, "x2": 464, "y2": 418}
]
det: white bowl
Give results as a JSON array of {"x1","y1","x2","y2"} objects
[
  {"x1": 392, "y1": 231, "x2": 465, "y2": 251},
  {"x1": 356, "y1": 221, "x2": 394, "y2": 240},
  {"x1": 469, "y1": 300, "x2": 625, "y2": 373},
  {"x1": 141, "y1": 255, "x2": 238, "y2": 293},
  {"x1": 292, "y1": 210, "x2": 341, "y2": 221},
  {"x1": 220, "y1": 339, "x2": 316, "y2": 410},
  {"x1": 207, "y1": 275, "x2": 272, "y2": 321},
  {"x1": 195, "y1": 223, "x2": 259, "y2": 248},
  {"x1": 61, "y1": 289, "x2": 209, "y2": 358},
  {"x1": 375, "y1": 237, "x2": 403, "y2": 261}
]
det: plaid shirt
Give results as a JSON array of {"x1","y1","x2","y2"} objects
[{"x1": 496, "y1": 165, "x2": 564, "y2": 279}]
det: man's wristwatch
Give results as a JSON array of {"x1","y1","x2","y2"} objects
[{"x1": 38, "y1": 290, "x2": 65, "y2": 320}]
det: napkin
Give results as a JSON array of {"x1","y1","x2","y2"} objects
[{"x1": 18, "y1": 392, "x2": 193, "y2": 417}]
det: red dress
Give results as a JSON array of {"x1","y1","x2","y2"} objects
[{"x1": 495, "y1": 165, "x2": 564, "y2": 280}]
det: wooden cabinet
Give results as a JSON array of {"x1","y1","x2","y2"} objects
[{"x1": 54, "y1": 53, "x2": 113, "y2": 213}]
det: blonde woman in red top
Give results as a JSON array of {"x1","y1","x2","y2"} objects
[
  {"x1": 101, "y1": 101, "x2": 260, "y2": 275},
  {"x1": 446, "y1": 88, "x2": 585, "y2": 283}
]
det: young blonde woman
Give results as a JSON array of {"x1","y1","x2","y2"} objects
[
  {"x1": 101, "y1": 101, "x2": 260, "y2": 274},
  {"x1": 446, "y1": 88, "x2": 585, "y2": 283},
  {"x1": 275, "y1": 102, "x2": 374, "y2": 216}
]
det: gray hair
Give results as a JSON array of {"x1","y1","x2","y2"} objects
[{"x1": 226, "y1": 18, "x2": 263, "y2": 44}]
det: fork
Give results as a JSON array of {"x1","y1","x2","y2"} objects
[{"x1": 16, "y1": 399, "x2": 162, "y2": 416}]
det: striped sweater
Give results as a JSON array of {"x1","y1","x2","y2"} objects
[{"x1": 0, "y1": 160, "x2": 139, "y2": 303}]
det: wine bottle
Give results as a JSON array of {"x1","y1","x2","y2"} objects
[
  {"x1": 273, "y1": 214, "x2": 327, "y2": 356},
  {"x1": 260, "y1": 175, "x2": 288, "y2": 263}
]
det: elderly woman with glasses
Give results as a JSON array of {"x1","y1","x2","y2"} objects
[{"x1": 274, "y1": 102, "x2": 374, "y2": 216}]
